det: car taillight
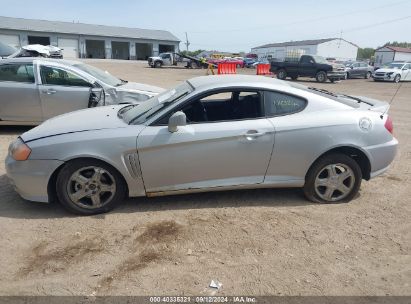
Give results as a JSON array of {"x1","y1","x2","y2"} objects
[{"x1": 384, "y1": 116, "x2": 394, "y2": 134}]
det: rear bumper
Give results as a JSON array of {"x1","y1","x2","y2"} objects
[
  {"x1": 364, "y1": 138, "x2": 398, "y2": 178},
  {"x1": 5, "y1": 155, "x2": 64, "y2": 203}
]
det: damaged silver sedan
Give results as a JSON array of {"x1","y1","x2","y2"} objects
[{"x1": 0, "y1": 58, "x2": 164, "y2": 125}]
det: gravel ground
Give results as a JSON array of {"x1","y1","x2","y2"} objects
[{"x1": 0, "y1": 60, "x2": 410, "y2": 296}]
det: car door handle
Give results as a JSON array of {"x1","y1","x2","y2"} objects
[
  {"x1": 243, "y1": 130, "x2": 266, "y2": 140},
  {"x1": 42, "y1": 89, "x2": 57, "y2": 95}
]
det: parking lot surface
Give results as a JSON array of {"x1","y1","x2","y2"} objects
[{"x1": 0, "y1": 60, "x2": 410, "y2": 296}]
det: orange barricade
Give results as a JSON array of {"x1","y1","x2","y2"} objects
[
  {"x1": 218, "y1": 63, "x2": 237, "y2": 74},
  {"x1": 256, "y1": 63, "x2": 271, "y2": 75}
]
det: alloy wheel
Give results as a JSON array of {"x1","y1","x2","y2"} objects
[
  {"x1": 66, "y1": 166, "x2": 116, "y2": 209},
  {"x1": 314, "y1": 163, "x2": 355, "y2": 202}
]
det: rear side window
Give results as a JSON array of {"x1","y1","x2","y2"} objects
[
  {"x1": 0, "y1": 63, "x2": 34, "y2": 83},
  {"x1": 264, "y1": 91, "x2": 306, "y2": 116},
  {"x1": 40, "y1": 65, "x2": 92, "y2": 87}
]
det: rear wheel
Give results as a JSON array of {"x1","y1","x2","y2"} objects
[
  {"x1": 394, "y1": 74, "x2": 401, "y2": 83},
  {"x1": 304, "y1": 153, "x2": 362, "y2": 204},
  {"x1": 277, "y1": 69, "x2": 287, "y2": 80},
  {"x1": 56, "y1": 159, "x2": 127, "y2": 215},
  {"x1": 316, "y1": 71, "x2": 327, "y2": 83}
]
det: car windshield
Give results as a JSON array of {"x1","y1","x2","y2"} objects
[
  {"x1": 159, "y1": 53, "x2": 170, "y2": 59},
  {"x1": 383, "y1": 63, "x2": 405, "y2": 69},
  {"x1": 73, "y1": 63, "x2": 123, "y2": 87},
  {"x1": 122, "y1": 81, "x2": 193, "y2": 124},
  {"x1": 312, "y1": 56, "x2": 328, "y2": 64}
]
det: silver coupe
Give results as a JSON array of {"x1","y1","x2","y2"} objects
[
  {"x1": 0, "y1": 58, "x2": 164, "y2": 125},
  {"x1": 6, "y1": 75, "x2": 398, "y2": 215}
]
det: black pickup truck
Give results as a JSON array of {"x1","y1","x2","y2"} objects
[{"x1": 270, "y1": 55, "x2": 346, "y2": 83}]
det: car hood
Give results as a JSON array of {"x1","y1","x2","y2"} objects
[
  {"x1": 374, "y1": 68, "x2": 399, "y2": 73},
  {"x1": 149, "y1": 56, "x2": 161, "y2": 61},
  {"x1": 22, "y1": 105, "x2": 128, "y2": 142},
  {"x1": 117, "y1": 82, "x2": 165, "y2": 94}
]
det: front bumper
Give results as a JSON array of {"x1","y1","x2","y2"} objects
[
  {"x1": 364, "y1": 138, "x2": 398, "y2": 178},
  {"x1": 373, "y1": 74, "x2": 395, "y2": 81},
  {"x1": 5, "y1": 155, "x2": 64, "y2": 203},
  {"x1": 327, "y1": 71, "x2": 346, "y2": 80}
]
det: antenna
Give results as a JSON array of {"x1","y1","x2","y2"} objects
[{"x1": 185, "y1": 32, "x2": 190, "y2": 51}]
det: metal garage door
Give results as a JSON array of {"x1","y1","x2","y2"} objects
[
  {"x1": 58, "y1": 38, "x2": 79, "y2": 58},
  {"x1": 0, "y1": 34, "x2": 20, "y2": 48}
]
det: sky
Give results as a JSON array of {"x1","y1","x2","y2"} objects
[{"x1": 0, "y1": 0, "x2": 410, "y2": 52}]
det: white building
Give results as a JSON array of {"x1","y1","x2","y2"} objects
[
  {"x1": 0, "y1": 16, "x2": 180, "y2": 60},
  {"x1": 374, "y1": 46, "x2": 411, "y2": 67},
  {"x1": 251, "y1": 38, "x2": 358, "y2": 61}
]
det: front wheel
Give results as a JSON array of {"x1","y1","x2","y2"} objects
[
  {"x1": 56, "y1": 159, "x2": 127, "y2": 215},
  {"x1": 365, "y1": 71, "x2": 372, "y2": 79},
  {"x1": 304, "y1": 153, "x2": 362, "y2": 204},
  {"x1": 316, "y1": 71, "x2": 327, "y2": 83},
  {"x1": 394, "y1": 74, "x2": 401, "y2": 83},
  {"x1": 154, "y1": 61, "x2": 162, "y2": 68}
]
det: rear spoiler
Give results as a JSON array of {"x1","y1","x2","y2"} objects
[{"x1": 354, "y1": 96, "x2": 390, "y2": 114}]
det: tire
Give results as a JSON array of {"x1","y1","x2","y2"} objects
[
  {"x1": 394, "y1": 74, "x2": 401, "y2": 83},
  {"x1": 277, "y1": 69, "x2": 287, "y2": 80},
  {"x1": 365, "y1": 71, "x2": 372, "y2": 79},
  {"x1": 316, "y1": 71, "x2": 327, "y2": 83},
  {"x1": 345, "y1": 72, "x2": 349, "y2": 80},
  {"x1": 154, "y1": 61, "x2": 162, "y2": 68},
  {"x1": 56, "y1": 159, "x2": 127, "y2": 215},
  {"x1": 304, "y1": 153, "x2": 362, "y2": 204}
]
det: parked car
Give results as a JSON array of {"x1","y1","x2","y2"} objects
[
  {"x1": 8, "y1": 44, "x2": 64, "y2": 59},
  {"x1": 244, "y1": 58, "x2": 258, "y2": 68},
  {"x1": 270, "y1": 55, "x2": 346, "y2": 82},
  {"x1": 207, "y1": 57, "x2": 245, "y2": 68},
  {"x1": 373, "y1": 62, "x2": 411, "y2": 83},
  {"x1": 344, "y1": 61, "x2": 373, "y2": 79},
  {"x1": 6, "y1": 75, "x2": 397, "y2": 215},
  {"x1": 0, "y1": 58, "x2": 164, "y2": 125},
  {"x1": 0, "y1": 42, "x2": 17, "y2": 58}
]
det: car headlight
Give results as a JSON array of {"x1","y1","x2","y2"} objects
[
  {"x1": 387, "y1": 72, "x2": 394, "y2": 76},
  {"x1": 9, "y1": 138, "x2": 31, "y2": 161}
]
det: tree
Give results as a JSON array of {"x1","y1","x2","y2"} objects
[
  {"x1": 357, "y1": 48, "x2": 375, "y2": 60},
  {"x1": 180, "y1": 49, "x2": 205, "y2": 57},
  {"x1": 382, "y1": 41, "x2": 411, "y2": 48}
]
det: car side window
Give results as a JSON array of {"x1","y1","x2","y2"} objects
[
  {"x1": 0, "y1": 63, "x2": 35, "y2": 83},
  {"x1": 40, "y1": 65, "x2": 92, "y2": 87},
  {"x1": 155, "y1": 90, "x2": 264, "y2": 125},
  {"x1": 264, "y1": 91, "x2": 306, "y2": 116},
  {"x1": 300, "y1": 56, "x2": 312, "y2": 64}
]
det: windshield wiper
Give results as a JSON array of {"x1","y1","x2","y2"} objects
[{"x1": 115, "y1": 79, "x2": 128, "y2": 87}]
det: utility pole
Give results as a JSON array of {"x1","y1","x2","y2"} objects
[{"x1": 185, "y1": 32, "x2": 190, "y2": 52}]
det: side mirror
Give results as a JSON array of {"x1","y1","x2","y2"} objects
[
  {"x1": 89, "y1": 87, "x2": 105, "y2": 107},
  {"x1": 168, "y1": 111, "x2": 186, "y2": 133},
  {"x1": 350, "y1": 66, "x2": 354, "y2": 69},
  {"x1": 403, "y1": 68, "x2": 408, "y2": 71}
]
